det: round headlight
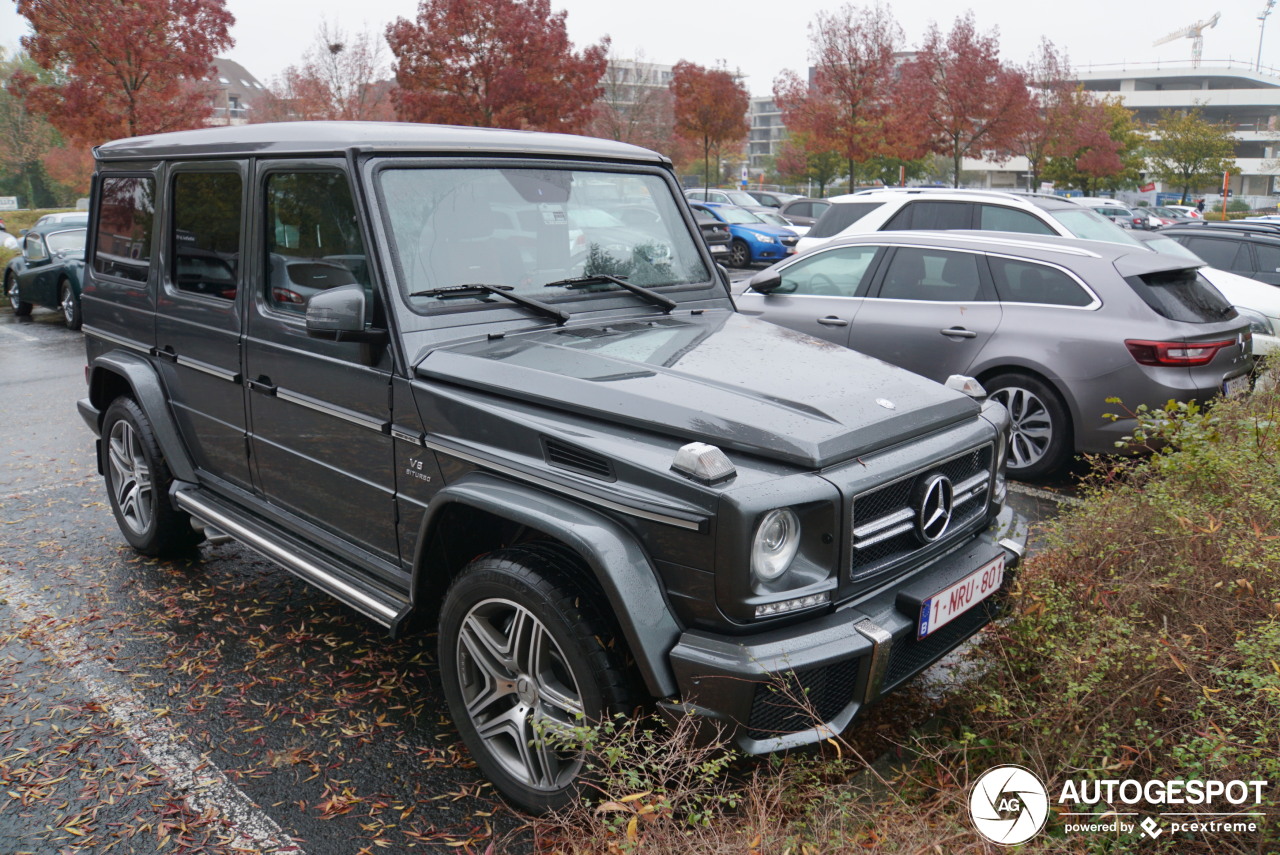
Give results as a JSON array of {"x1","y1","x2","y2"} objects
[{"x1": 751, "y1": 508, "x2": 801, "y2": 582}]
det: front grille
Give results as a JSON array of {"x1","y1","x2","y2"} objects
[
  {"x1": 746, "y1": 659, "x2": 860, "y2": 741},
  {"x1": 780, "y1": 235, "x2": 799, "y2": 247},
  {"x1": 882, "y1": 583, "x2": 1007, "y2": 690},
  {"x1": 850, "y1": 445, "x2": 993, "y2": 581}
]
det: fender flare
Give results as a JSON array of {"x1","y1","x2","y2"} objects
[
  {"x1": 414, "y1": 472, "x2": 681, "y2": 698},
  {"x1": 86, "y1": 351, "x2": 197, "y2": 483}
]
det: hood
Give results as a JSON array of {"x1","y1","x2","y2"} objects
[
  {"x1": 415, "y1": 311, "x2": 978, "y2": 468},
  {"x1": 737, "y1": 224, "x2": 796, "y2": 239}
]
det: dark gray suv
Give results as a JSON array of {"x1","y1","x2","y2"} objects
[{"x1": 77, "y1": 122, "x2": 1025, "y2": 812}]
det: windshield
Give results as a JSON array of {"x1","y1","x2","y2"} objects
[
  {"x1": 379, "y1": 168, "x2": 710, "y2": 309},
  {"x1": 1047, "y1": 208, "x2": 1143, "y2": 247},
  {"x1": 755, "y1": 210, "x2": 791, "y2": 227},
  {"x1": 716, "y1": 206, "x2": 766, "y2": 225},
  {"x1": 46, "y1": 228, "x2": 87, "y2": 255},
  {"x1": 721, "y1": 190, "x2": 760, "y2": 207}
]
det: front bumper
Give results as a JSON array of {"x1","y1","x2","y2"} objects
[{"x1": 664, "y1": 505, "x2": 1026, "y2": 754}]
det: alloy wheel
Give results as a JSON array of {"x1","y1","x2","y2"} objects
[
  {"x1": 107, "y1": 419, "x2": 154, "y2": 536},
  {"x1": 455, "y1": 598, "x2": 585, "y2": 791},
  {"x1": 990, "y1": 385, "x2": 1053, "y2": 470}
]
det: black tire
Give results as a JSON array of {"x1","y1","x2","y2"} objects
[
  {"x1": 7, "y1": 272, "x2": 31, "y2": 316},
  {"x1": 438, "y1": 544, "x2": 634, "y2": 814},
  {"x1": 985, "y1": 372, "x2": 1072, "y2": 481},
  {"x1": 60, "y1": 279, "x2": 81, "y2": 330},
  {"x1": 728, "y1": 238, "x2": 751, "y2": 268},
  {"x1": 101, "y1": 397, "x2": 201, "y2": 556}
]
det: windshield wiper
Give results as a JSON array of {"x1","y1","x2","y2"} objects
[
  {"x1": 543, "y1": 274, "x2": 676, "y2": 313},
  {"x1": 408, "y1": 283, "x2": 570, "y2": 324}
]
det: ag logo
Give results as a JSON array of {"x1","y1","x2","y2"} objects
[{"x1": 969, "y1": 765, "x2": 1049, "y2": 845}]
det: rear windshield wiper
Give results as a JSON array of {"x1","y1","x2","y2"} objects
[
  {"x1": 408, "y1": 283, "x2": 570, "y2": 324},
  {"x1": 543, "y1": 274, "x2": 676, "y2": 313}
]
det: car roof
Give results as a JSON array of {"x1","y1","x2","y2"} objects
[
  {"x1": 827, "y1": 187, "x2": 1082, "y2": 211},
  {"x1": 813, "y1": 229, "x2": 1195, "y2": 276},
  {"x1": 1160, "y1": 221, "x2": 1280, "y2": 237},
  {"x1": 94, "y1": 121, "x2": 669, "y2": 165}
]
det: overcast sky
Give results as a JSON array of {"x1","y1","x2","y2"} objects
[{"x1": 1, "y1": 0, "x2": 1275, "y2": 98}]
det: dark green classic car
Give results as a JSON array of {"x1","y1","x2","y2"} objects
[{"x1": 6, "y1": 222, "x2": 88, "y2": 329}]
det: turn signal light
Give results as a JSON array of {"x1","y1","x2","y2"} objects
[{"x1": 1125, "y1": 338, "x2": 1236, "y2": 367}]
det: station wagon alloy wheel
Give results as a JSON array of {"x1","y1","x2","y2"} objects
[
  {"x1": 457, "y1": 598, "x2": 585, "y2": 791},
  {"x1": 987, "y1": 373, "x2": 1070, "y2": 479}
]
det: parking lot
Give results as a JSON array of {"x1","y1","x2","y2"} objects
[{"x1": 0, "y1": 305, "x2": 1071, "y2": 853}]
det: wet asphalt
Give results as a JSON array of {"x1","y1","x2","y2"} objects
[{"x1": 0, "y1": 300, "x2": 1070, "y2": 853}]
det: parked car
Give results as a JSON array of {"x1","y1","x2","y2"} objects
[
  {"x1": 692, "y1": 208, "x2": 732, "y2": 258},
  {"x1": 745, "y1": 190, "x2": 800, "y2": 208},
  {"x1": 1164, "y1": 204, "x2": 1204, "y2": 220},
  {"x1": 684, "y1": 188, "x2": 774, "y2": 215},
  {"x1": 27, "y1": 210, "x2": 90, "y2": 233},
  {"x1": 1075, "y1": 198, "x2": 1144, "y2": 230},
  {"x1": 736, "y1": 230, "x2": 1252, "y2": 479},
  {"x1": 796, "y1": 188, "x2": 1144, "y2": 255},
  {"x1": 1148, "y1": 206, "x2": 1198, "y2": 226},
  {"x1": 1157, "y1": 221, "x2": 1280, "y2": 285},
  {"x1": 778, "y1": 198, "x2": 831, "y2": 228},
  {"x1": 754, "y1": 208, "x2": 808, "y2": 235},
  {"x1": 688, "y1": 201, "x2": 799, "y2": 267},
  {"x1": 6, "y1": 223, "x2": 88, "y2": 329},
  {"x1": 1130, "y1": 229, "x2": 1280, "y2": 355},
  {"x1": 79, "y1": 121, "x2": 1025, "y2": 813}
]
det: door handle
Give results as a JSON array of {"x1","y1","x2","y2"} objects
[
  {"x1": 154, "y1": 346, "x2": 178, "y2": 362},
  {"x1": 817, "y1": 316, "x2": 849, "y2": 327},
  {"x1": 940, "y1": 327, "x2": 977, "y2": 338},
  {"x1": 246, "y1": 377, "x2": 277, "y2": 395}
]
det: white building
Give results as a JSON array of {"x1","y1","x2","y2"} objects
[{"x1": 748, "y1": 97, "x2": 786, "y2": 176}]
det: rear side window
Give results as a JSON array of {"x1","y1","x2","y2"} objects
[
  {"x1": 172, "y1": 173, "x2": 242, "y2": 300},
  {"x1": 884, "y1": 200, "x2": 971, "y2": 231},
  {"x1": 988, "y1": 257, "x2": 1093, "y2": 307},
  {"x1": 1256, "y1": 243, "x2": 1280, "y2": 274},
  {"x1": 1181, "y1": 236, "x2": 1253, "y2": 273},
  {"x1": 877, "y1": 247, "x2": 987, "y2": 302},
  {"x1": 94, "y1": 176, "x2": 155, "y2": 283},
  {"x1": 1126, "y1": 268, "x2": 1236, "y2": 324},
  {"x1": 808, "y1": 202, "x2": 880, "y2": 238},
  {"x1": 979, "y1": 205, "x2": 1056, "y2": 235}
]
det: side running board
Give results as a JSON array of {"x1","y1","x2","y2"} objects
[{"x1": 174, "y1": 490, "x2": 411, "y2": 632}]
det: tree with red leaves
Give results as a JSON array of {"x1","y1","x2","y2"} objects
[
  {"x1": 670, "y1": 61, "x2": 749, "y2": 193},
  {"x1": 774, "y1": 4, "x2": 908, "y2": 194},
  {"x1": 11, "y1": 0, "x2": 234, "y2": 146},
  {"x1": 387, "y1": 0, "x2": 607, "y2": 132},
  {"x1": 898, "y1": 13, "x2": 1033, "y2": 187},
  {"x1": 255, "y1": 21, "x2": 393, "y2": 123}
]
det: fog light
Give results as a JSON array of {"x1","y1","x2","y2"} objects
[{"x1": 754, "y1": 591, "x2": 830, "y2": 618}]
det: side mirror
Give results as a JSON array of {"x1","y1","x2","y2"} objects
[
  {"x1": 748, "y1": 269, "x2": 783, "y2": 294},
  {"x1": 305, "y1": 283, "x2": 386, "y2": 345}
]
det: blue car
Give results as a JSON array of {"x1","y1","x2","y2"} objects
[{"x1": 688, "y1": 201, "x2": 799, "y2": 268}]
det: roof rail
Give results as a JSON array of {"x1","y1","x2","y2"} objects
[{"x1": 848, "y1": 187, "x2": 1071, "y2": 205}]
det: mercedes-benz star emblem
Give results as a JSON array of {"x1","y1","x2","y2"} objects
[{"x1": 915, "y1": 473, "x2": 954, "y2": 542}]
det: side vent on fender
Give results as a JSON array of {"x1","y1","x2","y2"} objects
[{"x1": 542, "y1": 438, "x2": 616, "y2": 481}]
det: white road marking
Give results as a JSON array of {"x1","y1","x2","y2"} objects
[
  {"x1": 0, "y1": 325, "x2": 39, "y2": 343},
  {"x1": 0, "y1": 567, "x2": 305, "y2": 854},
  {"x1": 1010, "y1": 481, "x2": 1085, "y2": 507}
]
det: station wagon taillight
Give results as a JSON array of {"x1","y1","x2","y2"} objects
[{"x1": 1125, "y1": 338, "x2": 1239, "y2": 367}]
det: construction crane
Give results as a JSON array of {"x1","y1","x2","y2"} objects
[{"x1": 1153, "y1": 12, "x2": 1222, "y2": 67}]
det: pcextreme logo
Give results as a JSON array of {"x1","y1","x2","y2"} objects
[{"x1": 969, "y1": 765, "x2": 1271, "y2": 845}]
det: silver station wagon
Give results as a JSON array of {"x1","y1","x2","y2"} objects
[{"x1": 737, "y1": 231, "x2": 1254, "y2": 479}]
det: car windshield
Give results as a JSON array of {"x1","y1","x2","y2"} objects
[
  {"x1": 379, "y1": 168, "x2": 710, "y2": 306},
  {"x1": 755, "y1": 210, "x2": 792, "y2": 227},
  {"x1": 722, "y1": 190, "x2": 761, "y2": 207},
  {"x1": 46, "y1": 228, "x2": 87, "y2": 255},
  {"x1": 1047, "y1": 208, "x2": 1143, "y2": 246},
  {"x1": 715, "y1": 206, "x2": 766, "y2": 225}
]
